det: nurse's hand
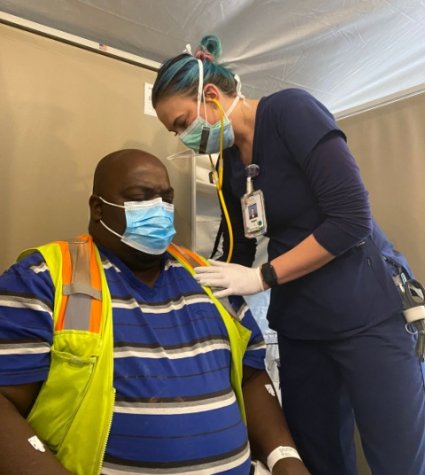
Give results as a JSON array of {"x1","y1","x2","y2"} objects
[{"x1": 194, "y1": 260, "x2": 265, "y2": 297}]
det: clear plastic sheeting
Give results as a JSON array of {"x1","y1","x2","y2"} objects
[
  {"x1": 192, "y1": 154, "x2": 221, "y2": 257},
  {"x1": 245, "y1": 290, "x2": 280, "y2": 400},
  {"x1": 1, "y1": 0, "x2": 425, "y2": 114},
  {"x1": 245, "y1": 291, "x2": 275, "y2": 344}
]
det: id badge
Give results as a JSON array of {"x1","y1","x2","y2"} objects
[{"x1": 241, "y1": 189, "x2": 267, "y2": 238}]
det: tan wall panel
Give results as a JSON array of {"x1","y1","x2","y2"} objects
[
  {"x1": 338, "y1": 93, "x2": 425, "y2": 475},
  {"x1": 338, "y1": 92, "x2": 425, "y2": 282},
  {"x1": 0, "y1": 23, "x2": 192, "y2": 271}
]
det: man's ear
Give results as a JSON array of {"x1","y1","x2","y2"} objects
[{"x1": 89, "y1": 195, "x2": 102, "y2": 221}]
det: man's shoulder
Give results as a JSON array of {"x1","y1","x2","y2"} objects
[
  {"x1": 0, "y1": 249, "x2": 53, "y2": 301},
  {"x1": 9, "y1": 249, "x2": 47, "y2": 273}
]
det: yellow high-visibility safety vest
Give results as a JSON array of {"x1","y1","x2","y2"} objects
[{"x1": 19, "y1": 234, "x2": 251, "y2": 475}]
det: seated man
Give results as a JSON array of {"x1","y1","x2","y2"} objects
[{"x1": 0, "y1": 149, "x2": 309, "y2": 475}]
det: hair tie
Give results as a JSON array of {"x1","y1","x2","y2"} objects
[
  {"x1": 194, "y1": 48, "x2": 214, "y2": 63},
  {"x1": 183, "y1": 44, "x2": 193, "y2": 55}
]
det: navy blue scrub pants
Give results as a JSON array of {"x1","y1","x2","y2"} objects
[{"x1": 278, "y1": 312, "x2": 425, "y2": 475}]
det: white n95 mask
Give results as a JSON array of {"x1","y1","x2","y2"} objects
[{"x1": 98, "y1": 196, "x2": 176, "y2": 255}]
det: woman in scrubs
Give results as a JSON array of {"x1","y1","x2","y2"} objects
[{"x1": 152, "y1": 35, "x2": 425, "y2": 475}]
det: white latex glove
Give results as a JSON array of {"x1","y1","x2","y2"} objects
[{"x1": 194, "y1": 260, "x2": 265, "y2": 298}]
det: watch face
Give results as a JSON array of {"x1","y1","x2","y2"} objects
[{"x1": 261, "y1": 263, "x2": 277, "y2": 287}]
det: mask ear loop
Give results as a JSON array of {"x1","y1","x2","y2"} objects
[
  {"x1": 196, "y1": 59, "x2": 204, "y2": 119},
  {"x1": 209, "y1": 97, "x2": 234, "y2": 263},
  {"x1": 97, "y1": 195, "x2": 125, "y2": 240},
  {"x1": 226, "y1": 74, "x2": 244, "y2": 117},
  {"x1": 97, "y1": 196, "x2": 125, "y2": 209}
]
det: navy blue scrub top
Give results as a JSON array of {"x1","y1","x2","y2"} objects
[{"x1": 222, "y1": 88, "x2": 410, "y2": 339}]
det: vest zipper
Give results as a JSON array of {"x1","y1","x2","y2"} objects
[{"x1": 96, "y1": 387, "x2": 116, "y2": 475}]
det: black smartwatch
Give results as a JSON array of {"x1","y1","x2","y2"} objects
[{"x1": 260, "y1": 262, "x2": 278, "y2": 288}]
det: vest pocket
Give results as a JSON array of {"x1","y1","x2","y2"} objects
[{"x1": 27, "y1": 332, "x2": 100, "y2": 452}]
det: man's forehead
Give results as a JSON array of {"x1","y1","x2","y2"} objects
[
  {"x1": 115, "y1": 162, "x2": 170, "y2": 190},
  {"x1": 109, "y1": 154, "x2": 165, "y2": 176},
  {"x1": 95, "y1": 152, "x2": 170, "y2": 196},
  {"x1": 121, "y1": 181, "x2": 170, "y2": 194}
]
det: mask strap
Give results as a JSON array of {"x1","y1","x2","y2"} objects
[
  {"x1": 185, "y1": 47, "x2": 203, "y2": 118},
  {"x1": 98, "y1": 196, "x2": 125, "y2": 238},
  {"x1": 98, "y1": 196, "x2": 125, "y2": 209},
  {"x1": 201, "y1": 89, "x2": 209, "y2": 122},
  {"x1": 196, "y1": 59, "x2": 203, "y2": 118},
  {"x1": 234, "y1": 74, "x2": 243, "y2": 98},
  {"x1": 226, "y1": 74, "x2": 244, "y2": 117},
  {"x1": 99, "y1": 219, "x2": 123, "y2": 239}
]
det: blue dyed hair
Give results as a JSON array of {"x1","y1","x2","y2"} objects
[{"x1": 152, "y1": 35, "x2": 237, "y2": 108}]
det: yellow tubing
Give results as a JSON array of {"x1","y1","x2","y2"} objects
[{"x1": 210, "y1": 98, "x2": 234, "y2": 263}]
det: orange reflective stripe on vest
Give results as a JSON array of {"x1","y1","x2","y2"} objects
[
  {"x1": 55, "y1": 236, "x2": 102, "y2": 332},
  {"x1": 168, "y1": 242, "x2": 208, "y2": 271}
]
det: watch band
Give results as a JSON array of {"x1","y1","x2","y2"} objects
[
  {"x1": 260, "y1": 262, "x2": 278, "y2": 288},
  {"x1": 267, "y1": 446, "x2": 302, "y2": 472}
]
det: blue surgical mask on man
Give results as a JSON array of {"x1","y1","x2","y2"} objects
[
  {"x1": 179, "y1": 59, "x2": 242, "y2": 154},
  {"x1": 98, "y1": 196, "x2": 176, "y2": 255}
]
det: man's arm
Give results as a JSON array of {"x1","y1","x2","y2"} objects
[
  {"x1": 0, "y1": 383, "x2": 73, "y2": 474},
  {"x1": 242, "y1": 367, "x2": 310, "y2": 475}
]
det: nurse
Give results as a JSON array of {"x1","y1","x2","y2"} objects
[{"x1": 152, "y1": 35, "x2": 425, "y2": 475}]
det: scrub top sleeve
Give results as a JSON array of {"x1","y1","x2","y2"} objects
[
  {"x1": 0, "y1": 252, "x2": 54, "y2": 385},
  {"x1": 307, "y1": 135, "x2": 373, "y2": 255},
  {"x1": 273, "y1": 90, "x2": 372, "y2": 255},
  {"x1": 276, "y1": 88, "x2": 346, "y2": 161}
]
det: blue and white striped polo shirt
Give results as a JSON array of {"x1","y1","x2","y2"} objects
[{"x1": 0, "y1": 246, "x2": 266, "y2": 474}]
